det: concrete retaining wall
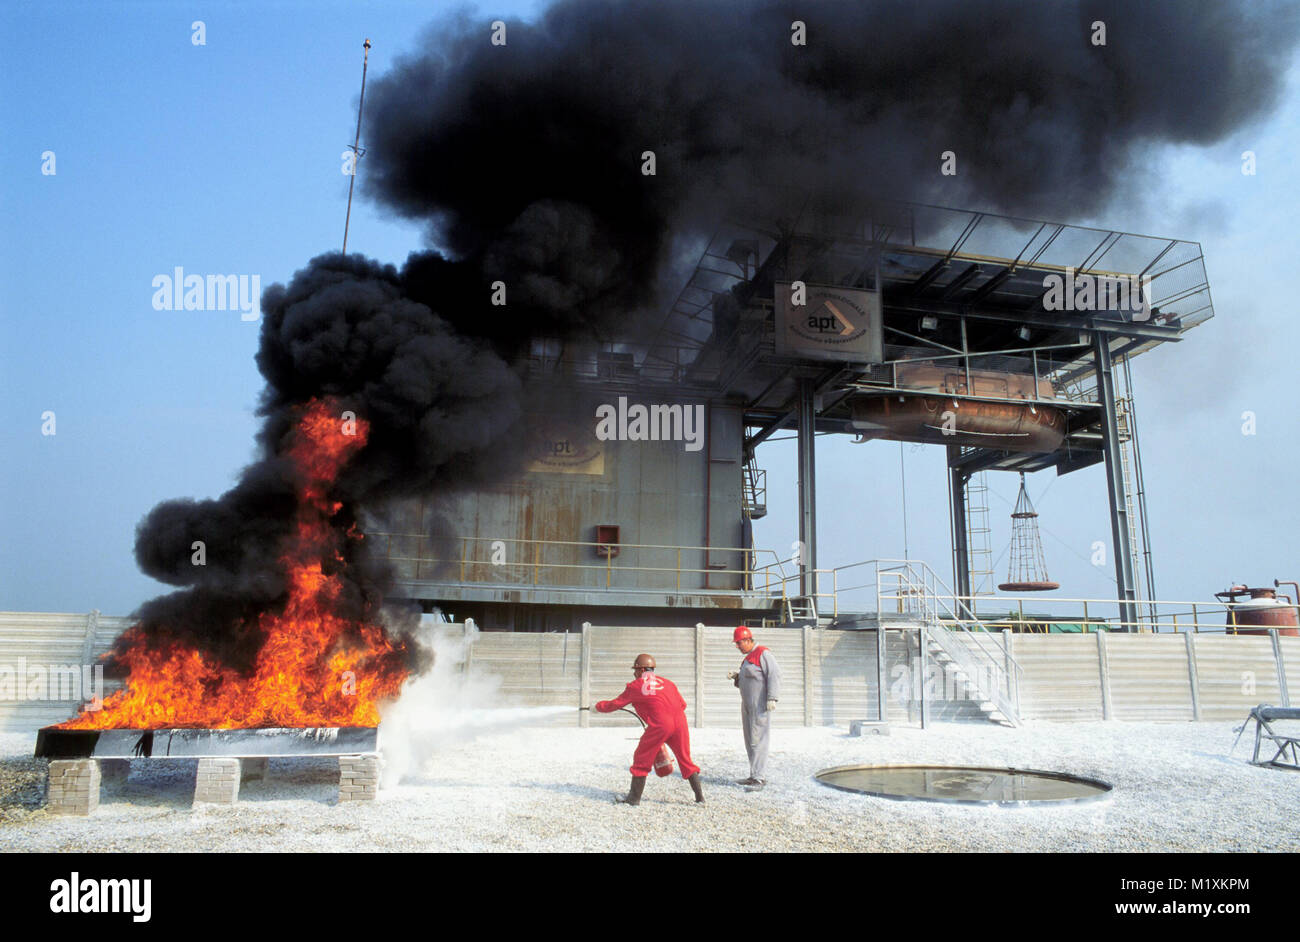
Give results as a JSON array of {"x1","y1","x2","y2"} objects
[
  {"x1": 474, "y1": 623, "x2": 1295, "y2": 726},
  {"x1": 2, "y1": 610, "x2": 1291, "y2": 731},
  {"x1": 0, "y1": 611, "x2": 129, "y2": 731}
]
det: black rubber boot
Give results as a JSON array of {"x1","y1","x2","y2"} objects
[
  {"x1": 617, "y1": 775, "x2": 647, "y2": 806},
  {"x1": 688, "y1": 773, "x2": 705, "y2": 804}
]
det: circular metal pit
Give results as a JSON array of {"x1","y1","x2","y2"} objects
[{"x1": 815, "y1": 764, "x2": 1112, "y2": 806}]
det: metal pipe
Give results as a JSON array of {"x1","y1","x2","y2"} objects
[
  {"x1": 876, "y1": 626, "x2": 887, "y2": 723},
  {"x1": 948, "y1": 444, "x2": 971, "y2": 601},
  {"x1": 900, "y1": 444, "x2": 909, "y2": 559},
  {"x1": 1093, "y1": 331, "x2": 1139, "y2": 629},
  {"x1": 961, "y1": 316, "x2": 971, "y2": 392},
  {"x1": 703, "y1": 403, "x2": 712, "y2": 589},
  {"x1": 797, "y1": 378, "x2": 818, "y2": 597},
  {"x1": 342, "y1": 39, "x2": 371, "y2": 254},
  {"x1": 918, "y1": 624, "x2": 929, "y2": 729},
  {"x1": 1121, "y1": 354, "x2": 1158, "y2": 624}
]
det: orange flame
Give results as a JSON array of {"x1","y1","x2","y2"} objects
[{"x1": 58, "y1": 399, "x2": 409, "y2": 730}]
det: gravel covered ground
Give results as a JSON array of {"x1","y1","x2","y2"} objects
[{"x1": 2, "y1": 721, "x2": 1297, "y2": 852}]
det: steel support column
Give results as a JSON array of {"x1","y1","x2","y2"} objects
[
  {"x1": 797, "y1": 379, "x2": 818, "y2": 598},
  {"x1": 1093, "y1": 332, "x2": 1138, "y2": 630},
  {"x1": 948, "y1": 444, "x2": 971, "y2": 604}
]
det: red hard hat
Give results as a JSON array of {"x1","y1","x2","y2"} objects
[{"x1": 733, "y1": 626, "x2": 753, "y2": 642}]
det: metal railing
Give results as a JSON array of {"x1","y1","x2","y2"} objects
[
  {"x1": 374, "y1": 532, "x2": 1291, "y2": 635},
  {"x1": 943, "y1": 594, "x2": 1297, "y2": 635},
  {"x1": 374, "y1": 532, "x2": 798, "y2": 599},
  {"x1": 821, "y1": 558, "x2": 1292, "y2": 635}
]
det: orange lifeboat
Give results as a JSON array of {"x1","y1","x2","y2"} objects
[
  {"x1": 849, "y1": 363, "x2": 1066, "y2": 452},
  {"x1": 850, "y1": 395, "x2": 1066, "y2": 452}
]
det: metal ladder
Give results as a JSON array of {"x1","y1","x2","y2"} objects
[
  {"x1": 964, "y1": 471, "x2": 995, "y2": 596},
  {"x1": 1116, "y1": 398, "x2": 1149, "y2": 620},
  {"x1": 742, "y1": 456, "x2": 767, "y2": 519},
  {"x1": 783, "y1": 596, "x2": 818, "y2": 624}
]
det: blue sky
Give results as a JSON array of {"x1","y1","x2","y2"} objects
[{"x1": 3, "y1": 1, "x2": 1297, "y2": 618}]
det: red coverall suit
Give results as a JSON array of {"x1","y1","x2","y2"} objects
[{"x1": 595, "y1": 673, "x2": 701, "y2": 779}]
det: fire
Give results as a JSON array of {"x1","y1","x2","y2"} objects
[{"x1": 58, "y1": 399, "x2": 409, "y2": 730}]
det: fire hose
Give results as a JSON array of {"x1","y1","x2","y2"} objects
[{"x1": 579, "y1": 706, "x2": 675, "y2": 776}]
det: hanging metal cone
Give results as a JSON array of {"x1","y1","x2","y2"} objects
[{"x1": 998, "y1": 472, "x2": 1059, "y2": 592}]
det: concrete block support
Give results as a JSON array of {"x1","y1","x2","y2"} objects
[
  {"x1": 193, "y1": 757, "x2": 241, "y2": 805},
  {"x1": 47, "y1": 759, "x2": 100, "y2": 816},
  {"x1": 240, "y1": 757, "x2": 269, "y2": 783},
  {"x1": 338, "y1": 755, "x2": 380, "y2": 802},
  {"x1": 98, "y1": 758, "x2": 130, "y2": 789}
]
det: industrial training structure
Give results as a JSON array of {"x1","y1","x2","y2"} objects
[{"x1": 374, "y1": 202, "x2": 1214, "y2": 635}]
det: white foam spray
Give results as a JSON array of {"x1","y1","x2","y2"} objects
[{"x1": 378, "y1": 616, "x2": 574, "y2": 786}]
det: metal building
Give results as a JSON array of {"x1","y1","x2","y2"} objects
[{"x1": 374, "y1": 202, "x2": 1213, "y2": 632}]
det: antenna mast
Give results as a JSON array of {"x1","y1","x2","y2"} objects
[{"x1": 342, "y1": 38, "x2": 371, "y2": 254}]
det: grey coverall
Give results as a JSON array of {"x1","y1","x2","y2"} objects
[{"x1": 737, "y1": 648, "x2": 782, "y2": 780}]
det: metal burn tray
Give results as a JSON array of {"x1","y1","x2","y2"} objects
[{"x1": 34, "y1": 726, "x2": 379, "y2": 759}]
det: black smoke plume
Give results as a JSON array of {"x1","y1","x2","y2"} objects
[{"x1": 127, "y1": 0, "x2": 1298, "y2": 666}]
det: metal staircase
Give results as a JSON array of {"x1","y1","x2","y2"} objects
[
  {"x1": 877, "y1": 560, "x2": 1023, "y2": 726},
  {"x1": 921, "y1": 636, "x2": 1015, "y2": 726}
]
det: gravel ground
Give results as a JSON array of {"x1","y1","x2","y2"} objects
[{"x1": 2, "y1": 721, "x2": 1297, "y2": 852}]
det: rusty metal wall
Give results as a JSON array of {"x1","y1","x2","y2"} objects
[{"x1": 393, "y1": 401, "x2": 747, "y2": 594}]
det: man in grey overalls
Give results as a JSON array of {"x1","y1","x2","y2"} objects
[{"x1": 729, "y1": 626, "x2": 781, "y2": 789}]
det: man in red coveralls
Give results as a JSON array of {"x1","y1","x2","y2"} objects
[{"x1": 592, "y1": 653, "x2": 705, "y2": 806}]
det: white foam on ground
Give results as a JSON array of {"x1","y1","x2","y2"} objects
[{"x1": 3, "y1": 720, "x2": 1298, "y2": 852}]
